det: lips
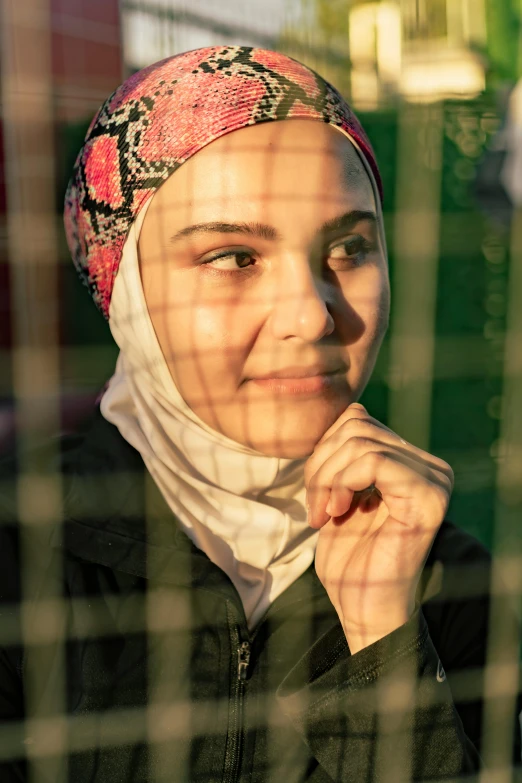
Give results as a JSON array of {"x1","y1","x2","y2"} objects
[
  {"x1": 251, "y1": 364, "x2": 343, "y2": 381},
  {"x1": 248, "y1": 364, "x2": 346, "y2": 396}
]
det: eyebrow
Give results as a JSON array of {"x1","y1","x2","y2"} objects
[
  {"x1": 169, "y1": 210, "x2": 378, "y2": 244},
  {"x1": 320, "y1": 210, "x2": 377, "y2": 237},
  {"x1": 170, "y1": 221, "x2": 280, "y2": 243}
]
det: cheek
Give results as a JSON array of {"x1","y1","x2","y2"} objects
[
  {"x1": 181, "y1": 301, "x2": 254, "y2": 355},
  {"x1": 153, "y1": 282, "x2": 260, "y2": 391},
  {"x1": 365, "y1": 284, "x2": 390, "y2": 344},
  {"x1": 337, "y1": 271, "x2": 390, "y2": 347}
]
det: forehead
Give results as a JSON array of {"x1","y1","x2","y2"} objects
[{"x1": 147, "y1": 120, "x2": 376, "y2": 225}]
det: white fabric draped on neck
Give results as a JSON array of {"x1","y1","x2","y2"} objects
[{"x1": 100, "y1": 199, "x2": 317, "y2": 629}]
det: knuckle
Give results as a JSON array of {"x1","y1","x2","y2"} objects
[
  {"x1": 430, "y1": 485, "x2": 450, "y2": 519},
  {"x1": 337, "y1": 419, "x2": 370, "y2": 443},
  {"x1": 348, "y1": 415, "x2": 369, "y2": 427},
  {"x1": 434, "y1": 466, "x2": 453, "y2": 495},
  {"x1": 345, "y1": 434, "x2": 369, "y2": 447},
  {"x1": 338, "y1": 415, "x2": 368, "y2": 434},
  {"x1": 331, "y1": 470, "x2": 347, "y2": 492},
  {"x1": 339, "y1": 435, "x2": 374, "y2": 463},
  {"x1": 346, "y1": 410, "x2": 369, "y2": 425},
  {"x1": 307, "y1": 468, "x2": 318, "y2": 491},
  {"x1": 433, "y1": 455, "x2": 454, "y2": 480},
  {"x1": 304, "y1": 460, "x2": 315, "y2": 485},
  {"x1": 366, "y1": 450, "x2": 385, "y2": 469},
  {"x1": 442, "y1": 471, "x2": 453, "y2": 492},
  {"x1": 309, "y1": 464, "x2": 327, "y2": 492},
  {"x1": 328, "y1": 420, "x2": 366, "y2": 450}
]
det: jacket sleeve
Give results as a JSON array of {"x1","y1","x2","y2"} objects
[{"x1": 276, "y1": 526, "x2": 522, "y2": 782}]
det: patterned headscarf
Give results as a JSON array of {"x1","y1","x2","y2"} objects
[{"x1": 64, "y1": 45, "x2": 382, "y2": 319}]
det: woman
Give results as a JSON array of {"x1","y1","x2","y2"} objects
[{"x1": 0, "y1": 45, "x2": 520, "y2": 782}]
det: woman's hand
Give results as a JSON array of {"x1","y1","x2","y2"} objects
[{"x1": 306, "y1": 402, "x2": 454, "y2": 654}]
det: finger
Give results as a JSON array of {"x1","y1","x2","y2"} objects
[
  {"x1": 319, "y1": 408, "x2": 448, "y2": 473},
  {"x1": 306, "y1": 409, "x2": 394, "y2": 486},
  {"x1": 316, "y1": 403, "x2": 452, "y2": 480},
  {"x1": 308, "y1": 440, "x2": 451, "y2": 527},
  {"x1": 308, "y1": 437, "x2": 384, "y2": 526},
  {"x1": 312, "y1": 450, "x2": 450, "y2": 532},
  {"x1": 317, "y1": 402, "x2": 393, "y2": 446},
  {"x1": 325, "y1": 483, "x2": 354, "y2": 518},
  {"x1": 307, "y1": 410, "x2": 452, "y2": 490},
  {"x1": 307, "y1": 424, "x2": 451, "y2": 519},
  {"x1": 328, "y1": 445, "x2": 451, "y2": 522}
]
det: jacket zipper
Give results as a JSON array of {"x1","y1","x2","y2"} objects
[
  {"x1": 223, "y1": 622, "x2": 251, "y2": 782},
  {"x1": 224, "y1": 600, "x2": 293, "y2": 781},
  {"x1": 237, "y1": 640, "x2": 251, "y2": 682}
]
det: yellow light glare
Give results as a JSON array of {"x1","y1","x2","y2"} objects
[{"x1": 399, "y1": 54, "x2": 485, "y2": 102}]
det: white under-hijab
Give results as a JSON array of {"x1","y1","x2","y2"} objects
[{"x1": 100, "y1": 130, "x2": 382, "y2": 630}]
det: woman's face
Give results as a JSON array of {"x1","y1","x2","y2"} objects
[{"x1": 139, "y1": 119, "x2": 390, "y2": 458}]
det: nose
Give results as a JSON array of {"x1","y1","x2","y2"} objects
[{"x1": 269, "y1": 255, "x2": 335, "y2": 343}]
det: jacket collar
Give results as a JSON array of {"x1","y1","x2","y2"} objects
[
  {"x1": 55, "y1": 407, "x2": 222, "y2": 583},
  {"x1": 53, "y1": 406, "x2": 327, "y2": 613}
]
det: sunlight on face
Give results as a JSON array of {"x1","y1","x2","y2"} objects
[{"x1": 139, "y1": 120, "x2": 390, "y2": 457}]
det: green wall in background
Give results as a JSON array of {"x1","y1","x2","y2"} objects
[{"x1": 358, "y1": 96, "x2": 509, "y2": 550}]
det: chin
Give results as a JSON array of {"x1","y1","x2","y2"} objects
[
  {"x1": 230, "y1": 397, "x2": 350, "y2": 459},
  {"x1": 254, "y1": 439, "x2": 320, "y2": 460}
]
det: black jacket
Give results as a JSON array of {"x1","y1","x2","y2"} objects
[{"x1": 0, "y1": 406, "x2": 520, "y2": 782}]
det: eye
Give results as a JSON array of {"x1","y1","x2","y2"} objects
[
  {"x1": 202, "y1": 250, "x2": 255, "y2": 271},
  {"x1": 327, "y1": 235, "x2": 372, "y2": 270}
]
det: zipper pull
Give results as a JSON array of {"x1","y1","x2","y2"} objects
[{"x1": 237, "y1": 640, "x2": 251, "y2": 681}]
